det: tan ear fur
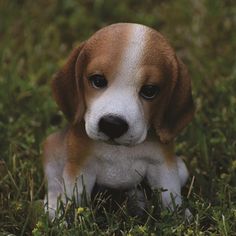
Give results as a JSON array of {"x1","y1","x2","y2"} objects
[
  {"x1": 51, "y1": 43, "x2": 86, "y2": 122},
  {"x1": 155, "y1": 57, "x2": 195, "y2": 143}
]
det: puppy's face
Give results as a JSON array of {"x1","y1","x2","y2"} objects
[
  {"x1": 83, "y1": 24, "x2": 174, "y2": 145},
  {"x1": 52, "y1": 23, "x2": 194, "y2": 144}
]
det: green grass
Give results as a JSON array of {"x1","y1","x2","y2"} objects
[{"x1": 0, "y1": 0, "x2": 236, "y2": 235}]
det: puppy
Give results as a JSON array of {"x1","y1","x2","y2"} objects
[{"x1": 42, "y1": 23, "x2": 194, "y2": 219}]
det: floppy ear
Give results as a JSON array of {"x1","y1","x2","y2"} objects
[
  {"x1": 51, "y1": 43, "x2": 86, "y2": 123},
  {"x1": 155, "y1": 57, "x2": 195, "y2": 143}
]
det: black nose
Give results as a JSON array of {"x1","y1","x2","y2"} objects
[{"x1": 99, "y1": 115, "x2": 129, "y2": 139}]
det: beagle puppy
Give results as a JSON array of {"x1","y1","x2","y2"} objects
[{"x1": 43, "y1": 23, "x2": 194, "y2": 219}]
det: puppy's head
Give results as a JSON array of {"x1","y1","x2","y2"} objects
[{"x1": 52, "y1": 23, "x2": 194, "y2": 145}]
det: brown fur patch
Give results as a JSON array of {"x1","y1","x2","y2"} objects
[
  {"x1": 51, "y1": 43, "x2": 86, "y2": 122},
  {"x1": 42, "y1": 129, "x2": 68, "y2": 167},
  {"x1": 136, "y1": 26, "x2": 194, "y2": 143},
  {"x1": 81, "y1": 24, "x2": 131, "y2": 106},
  {"x1": 160, "y1": 142, "x2": 176, "y2": 166},
  {"x1": 64, "y1": 123, "x2": 92, "y2": 178}
]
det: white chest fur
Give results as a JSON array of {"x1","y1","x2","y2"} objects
[{"x1": 87, "y1": 141, "x2": 165, "y2": 189}]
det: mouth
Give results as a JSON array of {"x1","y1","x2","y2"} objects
[
  {"x1": 103, "y1": 138, "x2": 136, "y2": 147},
  {"x1": 104, "y1": 139, "x2": 124, "y2": 146},
  {"x1": 86, "y1": 128, "x2": 143, "y2": 147}
]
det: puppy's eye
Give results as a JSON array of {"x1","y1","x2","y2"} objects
[
  {"x1": 89, "y1": 74, "x2": 107, "y2": 89},
  {"x1": 140, "y1": 85, "x2": 160, "y2": 100}
]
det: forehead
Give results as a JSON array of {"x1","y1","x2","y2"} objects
[{"x1": 83, "y1": 24, "x2": 176, "y2": 85}]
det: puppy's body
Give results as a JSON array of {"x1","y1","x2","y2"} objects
[
  {"x1": 44, "y1": 128, "x2": 188, "y2": 217},
  {"x1": 43, "y1": 23, "x2": 194, "y2": 219}
]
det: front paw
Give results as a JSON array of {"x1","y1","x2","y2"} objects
[
  {"x1": 44, "y1": 195, "x2": 65, "y2": 221},
  {"x1": 44, "y1": 198, "x2": 58, "y2": 220}
]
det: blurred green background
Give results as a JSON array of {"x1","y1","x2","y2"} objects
[{"x1": 0, "y1": 0, "x2": 236, "y2": 235}]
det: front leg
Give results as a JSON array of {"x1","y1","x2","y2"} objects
[
  {"x1": 147, "y1": 157, "x2": 184, "y2": 210},
  {"x1": 43, "y1": 131, "x2": 67, "y2": 219},
  {"x1": 63, "y1": 163, "x2": 96, "y2": 205},
  {"x1": 45, "y1": 162, "x2": 96, "y2": 219},
  {"x1": 43, "y1": 131, "x2": 96, "y2": 219}
]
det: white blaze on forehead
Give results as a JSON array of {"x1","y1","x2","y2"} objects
[{"x1": 116, "y1": 24, "x2": 148, "y2": 84}]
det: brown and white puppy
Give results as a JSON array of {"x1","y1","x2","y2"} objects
[{"x1": 43, "y1": 23, "x2": 194, "y2": 219}]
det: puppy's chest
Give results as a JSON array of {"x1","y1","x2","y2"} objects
[
  {"x1": 96, "y1": 155, "x2": 146, "y2": 188},
  {"x1": 89, "y1": 142, "x2": 163, "y2": 189}
]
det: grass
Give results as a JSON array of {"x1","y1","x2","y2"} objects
[{"x1": 0, "y1": 0, "x2": 236, "y2": 235}]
